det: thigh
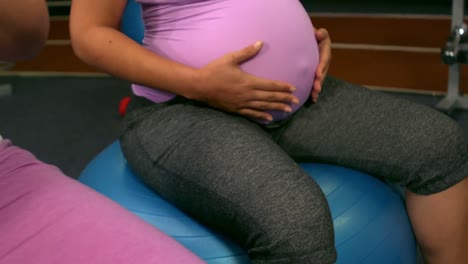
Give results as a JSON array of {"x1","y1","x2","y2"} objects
[
  {"x1": 120, "y1": 100, "x2": 335, "y2": 262},
  {"x1": 276, "y1": 77, "x2": 468, "y2": 194}
]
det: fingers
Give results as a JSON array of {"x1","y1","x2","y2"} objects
[
  {"x1": 219, "y1": 40, "x2": 307, "y2": 118},
  {"x1": 317, "y1": 43, "x2": 331, "y2": 74},
  {"x1": 311, "y1": 66, "x2": 324, "y2": 103},
  {"x1": 230, "y1": 40, "x2": 264, "y2": 64},
  {"x1": 238, "y1": 78, "x2": 299, "y2": 119},
  {"x1": 314, "y1": 79, "x2": 322, "y2": 93},
  {"x1": 312, "y1": 27, "x2": 332, "y2": 103},
  {"x1": 239, "y1": 97, "x2": 299, "y2": 122},
  {"x1": 312, "y1": 66, "x2": 326, "y2": 103},
  {"x1": 236, "y1": 98, "x2": 295, "y2": 123},
  {"x1": 311, "y1": 81, "x2": 321, "y2": 103},
  {"x1": 316, "y1": 60, "x2": 329, "y2": 88},
  {"x1": 250, "y1": 89, "x2": 299, "y2": 105},
  {"x1": 246, "y1": 100, "x2": 294, "y2": 113},
  {"x1": 239, "y1": 90, "x2": 299, "y2": 119},
  {"x1": 238, "y1": 108, "x2": 273, "y2": 122},
  {"x1": 247, "y1": 74, "x2": 295, "y2": 92},
  {"x1": 315, "y1": 62, "x2": 328, "y2": 84},
  {"x1": 315, "y1": 28, "x2": 330, "y2": 42}
]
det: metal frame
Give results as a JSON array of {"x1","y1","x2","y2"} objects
[{"x1": 436, "y1": 0, "x2": 468, "y2": 112}]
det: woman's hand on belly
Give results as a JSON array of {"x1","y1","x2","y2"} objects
[
  {"x1": 312, "y1": 27, "x2": 332, "y2": 103},
  {"x1": 190, "y1": 41, "x2": 299, "y2": 122}
]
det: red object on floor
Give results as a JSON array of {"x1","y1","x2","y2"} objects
[{"x1": 119, "y1": 96, "x2": 131, "y2": 117}]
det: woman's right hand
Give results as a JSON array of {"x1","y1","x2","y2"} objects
[{"x1": 191, "y1": 41, "x2": 299, "y2": 122}]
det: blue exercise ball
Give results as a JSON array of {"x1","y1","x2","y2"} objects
[
  {"x1": 79, "y1": 141, "x2": 417, "y2": 264},
  {"x1": 120, "y1": 0, "x2": 144, "y2": 44}
]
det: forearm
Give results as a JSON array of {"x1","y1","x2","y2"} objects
[
  {"x1": 0, "y1": 0, "x2": 49, "y2": 61},
  {"x1": 72, "y1": 27, "x2": 200, "y2": 99}
]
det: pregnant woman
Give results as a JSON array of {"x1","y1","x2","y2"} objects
[{"x1": 70, "y1": 0, "x2": 468, "y2": 263}]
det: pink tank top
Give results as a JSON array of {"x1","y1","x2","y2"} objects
[{"x1": 133, "y1": 0, "x2": 319, "y2": 121}]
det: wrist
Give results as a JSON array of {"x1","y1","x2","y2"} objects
[{"x1": 183, "y1": 68, "x2": 206, "y2": 101}]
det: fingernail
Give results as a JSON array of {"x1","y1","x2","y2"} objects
[
  {"x1": 265, "y1": 115, "x2": 273, "y2": 121},
  {"x1": 290, "y1": 86, "x2": 296, "y2": 92},
  {"x1": 292, "y1": 98, "x2": 300, "y2": 104},
  {"x1": 284, "y1": 106, "x2": 292, "y2": 112},
  {"x1": 254, "y1": 41, "x2": 263, "y2": 48}
]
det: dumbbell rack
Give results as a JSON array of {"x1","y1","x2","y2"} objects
[{"x1": 437, "y1": 0, "x2": 468, "y2": 112}]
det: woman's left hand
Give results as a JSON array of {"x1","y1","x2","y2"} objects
[{"x1": 311, "y1": 27, "x2": 331, "y2": 103}]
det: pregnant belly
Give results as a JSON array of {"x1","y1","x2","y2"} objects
[{"x1": 141, "y1": 0, "x2": 319, "y2": 123}]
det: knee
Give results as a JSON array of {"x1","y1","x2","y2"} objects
[
  {"x1": 247, "y1": 181, "x2": 336, "y2": 264},
  {"x1": 405, "y1": 116, "x2": 468, "y2": 194},
  {"x1": 418, "y1": 116, "x2": 466, "y2": 161}
]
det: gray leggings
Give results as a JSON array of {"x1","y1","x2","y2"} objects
[{"x1": 120, "y1": 77, "x2": 468, "y2": 264}]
